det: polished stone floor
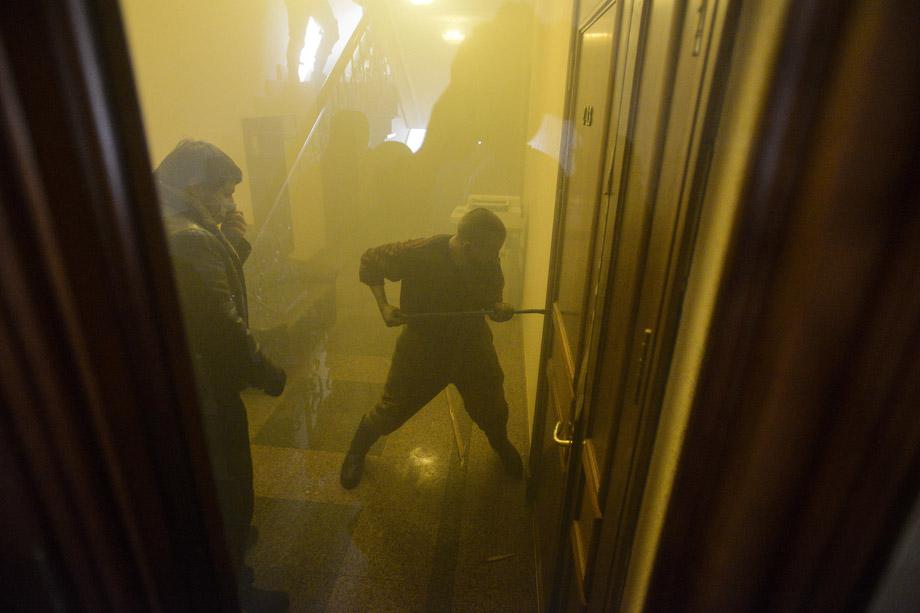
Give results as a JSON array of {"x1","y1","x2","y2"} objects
[{"x1": 241, "y1": 246, "x2": 537, "y2": 612}]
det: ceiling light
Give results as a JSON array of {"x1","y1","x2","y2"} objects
[{"x1": 442, "y1": 29, "x2": 465, "y2": 44}]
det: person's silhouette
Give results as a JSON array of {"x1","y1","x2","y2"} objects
[
  {"x1": 365, "y1": 140, "x2": 421, "y2": 239},
  {"x1": 285, "y1": 0, "x2": 340, "y2": 83}
]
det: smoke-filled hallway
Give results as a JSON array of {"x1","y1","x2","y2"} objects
[{"x1": 239, "y1": 242, "x2": 537, "y2": 611}]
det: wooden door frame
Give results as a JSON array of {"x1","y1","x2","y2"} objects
[
  {"x1": 526, "y1": 0, "x2": 627, "y2": 591},
  {"x1": 1, "y1": 1, "x2": 236, "y2": 610},
  {"x1": 591, "y1": 0, "x2": 745, "y2": 609},
  {"x1": 527, "y1": 0, "x2": 587, "y2": 499},
  {"x1": 644, "y1": 0, "x2": 920, "y2": 610},
  {"x1": 528, "y1": 0, "x2": 637, "y2": 496},
  {"x1": 527, "y1": 2, "x2": 623, "y2": 610}
]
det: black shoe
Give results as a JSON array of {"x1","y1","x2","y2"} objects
[
  {"x1": 239, "y1": 586, "x2": 289, "y2": 613},
  {"x1": 495, "y1": 441, "x2": 523, "y2": 479},
  {"x1": 340, "y1": 453, "x2": 366, "y2": 489}
]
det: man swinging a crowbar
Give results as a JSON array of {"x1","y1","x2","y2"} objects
[{"x1": 340, "y1": 208, "x2": 527, "y2": 489}]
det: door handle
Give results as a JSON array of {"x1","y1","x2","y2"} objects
[{"x1": 553, "y1": 421, "x2": 574, "y2": 447}]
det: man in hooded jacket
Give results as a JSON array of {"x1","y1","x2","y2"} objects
[{"x1": 156, "y1": 140, "x2": 288, "y2": 611}]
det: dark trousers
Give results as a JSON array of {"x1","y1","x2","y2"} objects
[
  {"x1": 201, "y1": 389, "x2": 254, "y2": 574},
  {"x1": 357, "y1": 327, "x2": 510, "y2": 450}
]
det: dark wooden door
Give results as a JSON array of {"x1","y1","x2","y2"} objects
[
  {"x1": 532, "y1": 2, "x2": 622, "y2": 609},
  {"x1": 532, "y1": 0, "x2": 732, "y2": 610},
  {"x1": 590, "y1": 1, "x2": 735, "y2": 608}
]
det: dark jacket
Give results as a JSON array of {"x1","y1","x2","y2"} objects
[
  {"x1": 165, "y1": 211, "x2": 285, "y2": 402},
  {"x1": 359, "y1": 234, "x2": 503, "y2": 341}
]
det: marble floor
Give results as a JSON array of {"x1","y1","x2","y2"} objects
[{"x1": 240, "y1": 246, "x2": 538, "y2": 612}]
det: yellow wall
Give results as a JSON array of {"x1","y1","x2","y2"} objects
[
  {"x1": 121, "y1": 0, "x2": 536, "y2": 263},
  {"x1": 619, "y1": 0, "x2": 792, "y2": 609},
  {"x1": 520, "y1": 0, "x2": 574, "y2": 433},
  {"x1": 123, "y1": 0, "x2": 562, "y2": 427},
  {"x1": 119, "y1": 0, "x2": 288, "y2": 220}
]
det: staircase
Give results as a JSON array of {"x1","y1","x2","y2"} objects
[{"x1": 240, "y1": 4, "x2": 407, "y2": 385}]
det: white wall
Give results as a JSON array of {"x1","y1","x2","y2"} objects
[
  {"x1": 120, "y1": 0, "x2": 290, "y2": 220},
  {"x1": 520, "y1": 0, "x2": 575, "y2": 435}
]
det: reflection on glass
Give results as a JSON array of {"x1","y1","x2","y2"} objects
[
  {"x1": 119, "y1": 0, "x2": 558, "y2": 609},
  {"x1": 156, "y1": 140, "x2": 291, "y2": 609}
]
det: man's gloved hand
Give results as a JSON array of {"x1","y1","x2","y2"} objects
[
  {"x1": 261, "y1": 360, "x2": 287, "y2": 397},
  {"x1": 489, "y1": 302, "x2": 515, "y2": 322},
  {"x1": 221, "y1": 210, "x2": 248, "y2": 243},
  {"x1": 379, "y1": 303, "x2": 408, "y2": 327}
]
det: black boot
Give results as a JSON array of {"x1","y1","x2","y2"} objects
[
  {"x1": 245, "y1": 525, "x2": 258, "y2": 552},
  {"x1": 340, "y1": 416, "x2": 380, "y2": 489},
  {"x1": 492, "y1": 438, "x2": 523, "y2": 479},
  {"x1": 239, "y1": 585, "x2": 289, "y2": 613},
  {"x1": 237, "y1": 564, "x2": 288, "y2": 613},
  {"x1": 339, "y1": 453, "x2": 365, "y2": 490}
]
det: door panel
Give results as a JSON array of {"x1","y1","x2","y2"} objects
[
  {"x1": 580, "y1": 0, "x2": 645, "y2": 483},
  {"x1": 535, "y1": 0, "x2": 734, "y2": 610},
  {"x1": 587, "y1": 0, "x2": 689, "y2": 542},
  {"x1": 594, "y1": 1, "x2": 735, "y2": 609},
  {"x1": 535, "y1": 3, "x2": 622, "y2": 611},
  {"x1": 554, "y1": 6, "x2": 621, "y2": 368}
]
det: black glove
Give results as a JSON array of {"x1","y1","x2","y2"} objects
[{"x1": 259, "y1": 359, "x2": 287, "y2": 397}]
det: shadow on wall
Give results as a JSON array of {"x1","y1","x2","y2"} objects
[
  {"x1": 311, "y1": 2, "x2": 537, "y2": 251},
  {"x1": 364, "y1": 140, "x2": 419, "y2": 242},
  {"x1": 300, "y1": 2, "x2": 547, "y2": 258},
  {"x1": 321, "y1": 109, "x2": 370, "y2": 245},
  {"x1": 411, "y1": 2, "x2": 535, "y2": 235}
]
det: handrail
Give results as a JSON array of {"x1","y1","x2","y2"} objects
[
  {"x1": 308, "y1": 12, "x2": 371, "y2": 139},
  {"x1": 251, "y1": 11, "x2": 371, "y2": 252}
]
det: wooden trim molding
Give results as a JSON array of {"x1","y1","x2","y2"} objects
[
  {"x1": 553, "y1": 302, "x2": 578, "y2": 381},
  {"x1": 645, "y1": 0, "x2": 920, "y2": 610},
  {"x1": 571, "y1": 522, "x2": 590, "y2": 605}
]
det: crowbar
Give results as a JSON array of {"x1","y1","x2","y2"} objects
[{"x1": 404, "y1": 308, "x2": 548, "y2": 320}]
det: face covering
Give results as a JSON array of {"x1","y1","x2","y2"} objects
[
  {"x1": 199, "y1": 191, "x2": 235, "y2": 223},
  {"x1": 218, "y1": 194, "x2": 236, "y2": 219}
]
